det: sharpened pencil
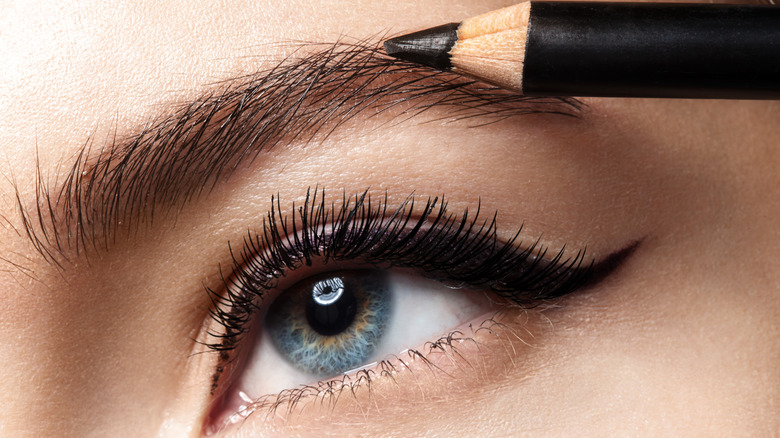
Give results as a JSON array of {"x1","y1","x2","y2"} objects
[{"x1": 383, "y1": 2, "x2": 780, "y2": 99}]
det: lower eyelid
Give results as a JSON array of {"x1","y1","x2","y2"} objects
[{"x1": 214, "y1": 306, "x2": 531, "y2": 433}]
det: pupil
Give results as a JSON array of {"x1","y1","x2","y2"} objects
[{"x1": 306, "y1": 278, "x2": 357, "y2": 336}]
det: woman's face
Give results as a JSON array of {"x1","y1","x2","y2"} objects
[{"x1": 1, "y1": 0, "x2": 778, "y2": 436}]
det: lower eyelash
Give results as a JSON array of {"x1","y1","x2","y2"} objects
[{"x1": 220, "y1": 310, "x2": 516, "y2": 429}]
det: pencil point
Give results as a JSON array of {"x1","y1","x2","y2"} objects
[{"x1": 383, "y1": 23, "x2": 460, "y2": 71}]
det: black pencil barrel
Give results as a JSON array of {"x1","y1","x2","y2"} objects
[{"x1": 523, "y1": 2, "x2": 780, "y2": 99}]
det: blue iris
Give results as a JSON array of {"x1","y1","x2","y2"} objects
[{"x1": 266, "y1": 271, "x2": 392, "y2": 377}]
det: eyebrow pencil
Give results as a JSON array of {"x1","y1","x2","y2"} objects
[{"x1": 383, "y1": 2, "x2": 780, "y2": 99}]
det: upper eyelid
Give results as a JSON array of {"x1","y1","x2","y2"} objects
[
  {"x1": 15, "y1": 40, "x2": 583, "y2": 268},
  {"x1": 208, "y1": 189, "x2": 593, "y2": 348},
  {"x1": 213, "y1": 185, "x2": 640, "y2": 333}
]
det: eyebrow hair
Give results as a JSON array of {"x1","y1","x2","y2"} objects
[{"x1": 15, "y1": 39, "x2": 583, "y2": 266}]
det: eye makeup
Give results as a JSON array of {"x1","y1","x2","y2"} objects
[{"x1": 203, "y1": 188, "x2": 638, "y2": 432}]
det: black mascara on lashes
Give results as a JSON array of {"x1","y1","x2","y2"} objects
[{"x1": 206, "y1": 188, "x2": 637, "y2": 362}]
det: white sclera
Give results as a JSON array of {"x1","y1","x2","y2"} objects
[{"x1": 233, "y1": 270, "x2": 492, "y2": 398}]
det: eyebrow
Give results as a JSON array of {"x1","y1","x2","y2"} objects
[{"x1": 16, "y1": 40, "x2": 583, "y2": 266}]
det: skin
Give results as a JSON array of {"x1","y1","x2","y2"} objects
[{"x1": 1, "y1": 0, "x2": 779, "y2": 436}]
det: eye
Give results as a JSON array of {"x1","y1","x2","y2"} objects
[
  {"x1": 215, "y1": 268, "x2": 494, "y2": 422},
  {"x1": 267, "y1": 271, "x2": 394, "y2": 379},
  {"x1": 201, "y1": 189, "x2": 634, "y2": 434}
]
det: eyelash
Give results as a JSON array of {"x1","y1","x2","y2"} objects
[
  {"x1": 203, "y1": 188, "x2": 593, "y2": 398},
  {"x1": 216, "y1": 316, "x2": 513, "y2": 427}
]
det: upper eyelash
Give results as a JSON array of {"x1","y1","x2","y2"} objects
[{"x1": 204, "y1": 188, "x2": 591, "y2": 365}]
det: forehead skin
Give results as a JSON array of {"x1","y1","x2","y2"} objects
[{"x1": 1, "y1": 0, "x2": 779, "y2": 437}]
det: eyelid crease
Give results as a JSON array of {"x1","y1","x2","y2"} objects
[{"x1": 14, "y1": 38, "x2": 584, "y2": 268}]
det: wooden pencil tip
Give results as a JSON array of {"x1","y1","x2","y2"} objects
[{"x1": 383, "y1": 23, "x2": 461, "y2": 71}]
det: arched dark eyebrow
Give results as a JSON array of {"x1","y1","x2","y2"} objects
[{"x1": 17, "y1": 40, "x2": 582, "y2": 266}]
